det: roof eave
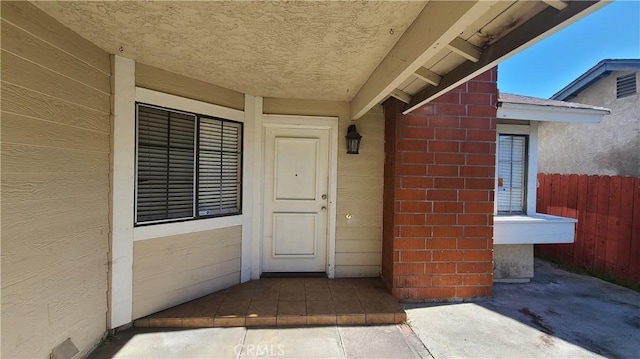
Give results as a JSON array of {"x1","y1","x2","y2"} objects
[
  {"x1": 497, "y1": 102, "x2": 610, "y2": 124},
  {"x1": 551, "y1": 59, "x2": 640, "y2": 100}
]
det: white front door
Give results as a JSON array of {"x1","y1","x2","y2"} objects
[{"x1": 263, "y1": 126, "x2": 330, "y2": 272}]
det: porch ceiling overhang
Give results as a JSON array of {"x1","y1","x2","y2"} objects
[{"x1": 32, "y1": 0, "x2": 608, "y2": 120}]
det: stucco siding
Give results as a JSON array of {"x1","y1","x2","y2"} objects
[
  {"x1": 263, "y1": 99, "x2": 384, "y2": 277},
  {"x1": 132, "y1": 226, "x2": 242, "y2": 319},
  {"x1": 538, "y1": 72, "x2": 640, "y2": 176},
  {"x1": 1, "y1": 2, "x2": 111, "y2": 358}
]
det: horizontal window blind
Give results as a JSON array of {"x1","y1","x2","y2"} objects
[
  {"x1": 135, "y1": 104, "x2": 242, "y2": 226},
  {"x1": 198, "y1": 118, "x2": 242, "y2": 216},
  {"x1": 497, "y1": 134, "x2": 527, "y2": 214},
  {"x1": 137, "y1": 105, "x2": 195, "y2": 223}
]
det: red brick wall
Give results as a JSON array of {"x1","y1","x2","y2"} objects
[{"x1": 382, "y1": 68, "x2": 497, "y2": 301}]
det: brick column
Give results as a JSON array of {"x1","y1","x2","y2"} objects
[{"x1": 382, "y1": 68, "x2": 497, "y2": 301}]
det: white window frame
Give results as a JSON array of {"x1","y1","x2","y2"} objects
[
  {"x1": 132, "y1": 88, "x2": 246, "y2": 240},
  {"x1": 495, "y1": 123, "x2": 538, "y2": 216},
  {"x1": 134, "y1": 102, "x2": 243, "y2": 226}
]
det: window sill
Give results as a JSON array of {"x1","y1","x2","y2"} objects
[
  {"x1": 494, "y1": 213, "x2": 577, "y2": 224},
  {"x1": 134, "y1": 214, "x2": 244, "y2": 241},
  {"x1": 494, "y1": 213, "x2": 576, "y2": 245}
]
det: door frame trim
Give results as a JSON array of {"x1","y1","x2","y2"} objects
[{"x1": 257, "y1": 114, "x2": 339, "y2": 278}]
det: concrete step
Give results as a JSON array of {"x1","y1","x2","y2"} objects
[{"x1": 134, "y1": 277, "x2": 406, "y2": 328}]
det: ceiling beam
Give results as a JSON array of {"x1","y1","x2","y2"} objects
[
  {"x1": 349, "y1": 0, "x2": 501, "y2": 120},
  {"x1": 390, "y1": 89, "x2": 411, "y2": 104},
  {"x1": 414, "y1": 67, "x2": 441, "y2": 86},
  {"x1": 542, "y1": 0, "x2": 569, "y2": 10},
  {"x1": 447, "y1": 37, "x2": 483, "y2": 63},
  {"x1": 403, "y1": 0, "x2": 606, "y2": 115}
]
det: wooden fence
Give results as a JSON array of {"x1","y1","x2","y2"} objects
[{"x1": 535, "y1": 173, "x2": 640, "y2": 288}]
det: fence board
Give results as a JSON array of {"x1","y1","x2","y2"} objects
[
  {"x1": 617, "y1": 177, "x2": 634, "y2": 279},
  {"x1": 536, "y1": 174, "x2": 639, "y2": 288},
  {"x1": 544, "y1": 174, "x2": 563, "y2": 258},
  {"x1": 550, "y1": 173, "x2": 563, "y2": 217},
  {"x1": 542, "y1": 172, "x2": 553, "y2": 213},
  {"x1": 574, "y1": 175, "x2": 588, "y2": 266},
  {"x1": 630, "y1": 178, "x2": 640, "y2": 286},
  {"x1": 594, "y1": 176, "x2": 611, "y2": 273},
  {"x1": 560, "y1": 175, "x2": 577, "y2": 259},
  {"x1": 583, "y1": 175, "x2": 600, "y2": 271},
  {"x1": 536, "y1": 173, "x2": 553, "y2": 257},
  {"x1": 605, "y1": 176, "x2": 622, "y2": 275},
  {"x1": 536, "y1": 173, "x2": 545, "y2": 213}
]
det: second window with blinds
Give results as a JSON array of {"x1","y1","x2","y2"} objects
[
  {"x1": 135, "y1": 103, "x2": 242, "y2": 226},
  {"x1": 497, "y1": 134, "x2": 527, "y2": 214}
]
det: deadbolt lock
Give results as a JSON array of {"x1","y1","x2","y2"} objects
[{"x1": 322, "y1": 194, "x2": 327, "y2": 200}]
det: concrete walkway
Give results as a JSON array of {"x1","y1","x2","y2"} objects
[
  {"x1": 90, "y1": 259, "x2": 640, "y2": 358},
  {"x1": 406, "y1": 259, "x2": 640, "y2": 359},
  {"x1": 89, "y1": 325, "x2": 431, "y2": 359}
]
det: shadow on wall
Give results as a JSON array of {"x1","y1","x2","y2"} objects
[{"x1": 593, "y1": 139, "x2": 640, "y2": 177}]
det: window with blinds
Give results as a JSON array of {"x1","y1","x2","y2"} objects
[
  {"x1": 198, "y1": 117, "x2": 242, "y2": 217},
  {"x1": 497, "y1": 134, "x2": 527, "y2": 214},
  {"x1": 135, "y1": 104, "x2": 242, "y2": 225}
]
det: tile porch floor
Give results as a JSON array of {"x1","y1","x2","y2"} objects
[{"x1": 134, "y1": 277, "x2": 406, "y2": 328}]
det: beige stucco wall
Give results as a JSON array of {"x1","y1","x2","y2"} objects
[
  {"x1": 263, "y1": 99, "x2": 384, "y2": 277},
  {"x1": 494, "y1": 244, "x2": 534, "y2": 282},
  {"x1": 1, "y1": 2, "x2": 111, "y2": 357},
  {"x1": 538, "y1": 72, "x2": 640, "y2": 176},
  {"x1": 132, "y1": 227, "x2": 242, "y2": 319}
]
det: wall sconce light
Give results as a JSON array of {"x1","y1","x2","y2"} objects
[{"x1": 346, "y1": 124, "x2": 362, "y2": 154}]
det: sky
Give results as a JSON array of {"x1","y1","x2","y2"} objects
[{"x1": 498, "y1": 0, "x2": 640, "y2": 99}]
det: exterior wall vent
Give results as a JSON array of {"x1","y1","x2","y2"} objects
[{"x1": 616, "y1": 73, "x2": 637, "y2": 98}]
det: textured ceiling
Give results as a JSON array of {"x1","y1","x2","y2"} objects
[{"x1": 34, "y1": 1, "x2": 427, "y2": 101}]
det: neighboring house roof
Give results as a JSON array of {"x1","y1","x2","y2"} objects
[
  {"x1": 499, "y1": 92, "x2": 610, "y2": 112},
  {"x1": 497, "y1": 92, "x2": 610, "y2": 124},
  {"x1": 551, "y1": 59, "x2": 640, "y2": 101}
]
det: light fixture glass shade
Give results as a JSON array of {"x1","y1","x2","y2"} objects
[{"x1": 346, "y1": 124, "x2": 362, "y2": 154}]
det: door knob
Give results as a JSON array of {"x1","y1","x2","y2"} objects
[
  {"x1": 321, "y1": 206, "x2": 327, "y2": 212},
  {"x1": 322, "y1": 194, "x2": 327, "y2": 200}
]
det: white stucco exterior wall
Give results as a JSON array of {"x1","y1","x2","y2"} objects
[{"x1": 538, "y1": 72, "x2": 640, "y2": 176}]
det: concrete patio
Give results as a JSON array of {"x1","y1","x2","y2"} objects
[
  {"x1": 90, "y1": 259, "x2": 640, "y2": 358},
  {"x1": 406, "y1": 259, "x2": 640, "y2": 358}
]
